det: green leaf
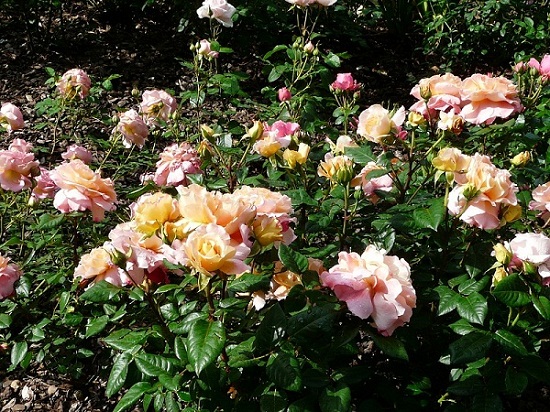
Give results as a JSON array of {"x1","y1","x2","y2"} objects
[
  {"x1": 113, "y1": 382, "x2": 152, "y2": 412},
  {"x1": 456, "y1": 292, "x2": 487, "y2": 325},
  {"x1": 449, "y1": 319, "x2": 478, "y2": 335},
  {"x1": 34, "y1": 213, "x2": 65, "y2": 230},
  {"x1": 228, "y1": 273, "x2": 271, "y2": 293},
  {"x1": 471, "y1": 392, "x2": 503, "y2": 412},
  {"x1": 449, "y1": 332, "x2": 492, "y2": 365},
  {"x1": 278, "y1": 244, "x2": 309, "y2": 274},
  {"x1": 370, "y1": 334, "x2": 409, "y2": 361},
  {"x1": 323, "y1": 52, "x2": 341, "y2": 68},
  {"x1": 434, "y1": 286, "x2": 461, "y2": 316},
  {"x1": 458, "y1": 276, "x2": 490, "y2": 295},
  {"x1": 320, "y1": 382, "x2": 351, "y2": 412},
  {"x1": 106, "y1": 352, "x2": 131, "y2": 398},
  {"x1": 505, "y1": 367, "x2": 528, "y2": 395},
  {"x1": 174, "y1": 337, "x2": 187, "y2": 364},
  {"x1": 0, "y1": 314, "x2": 12, "y2": 328},
  {"x1": 412, "y1": 198, "x2": 445, "y2": 231},
  {"x1": 492, "y1": 274, "x2": 531, "y2": 307},
  {"x1": 80, "y1": 280, "x2": 121, "y2": 303},
  {"x1": 268, "y1": 65, "x2": 285, "y2": 83},
  {"x1": 135, "y1": 353, "x2": 179, "y2": 377},
  {"x1": 255, "y1": 303, "x2": 287, "y2": 352},
  {"x1": 344, "y1": 145, "x2": 376, "y2": 165},
  {"x1": 515, "y1": 355, "x2": 550, "y2": 384},
  {"x1": 103, "y1": 329, "x2": 147, "y2": 351},
  {"x1": 532, "y1": 295, "x2": 550, "y2": 320},
  {"x1": 10, "y1": 341, "x2": 28, "y2": 368},
  {"x1": 85, "y1": 315, "x2": 109, "y2": 338},
  {"x1": 266, "y1": 352, "x2": 302, "y2": 391},
  {"x1": 284, "y1": 188, "x2": 318, "y2": 207},
  {"x1": 228, "y1": 337, "x2": 256, "y2": 368},
  {"x1": 260, "y1": 391, "x2": 288, "y2": 412},
  {"x1": 164, "y1": 392, "x2": 180, "y2": 412},
  {"x1": 187, "y1": 319, "x2": 226, "y2": 375},
  {"x1": 493, "y1": 329, "x2": 528, "y2": 356},
  {"x1": 287, "y1": 305, "x2": 335, "y2": 342}
]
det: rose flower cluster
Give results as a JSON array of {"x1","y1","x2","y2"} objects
[{"x1": 74, "y1": 184, "x2": 296, "y2": 293}]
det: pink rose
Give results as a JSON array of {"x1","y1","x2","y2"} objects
[
  {"x1": 0, "y1": 255, "x2": 21, "y2": 300},
  {"x1": 0, "y1": 139, "x2": 39, "y2": 192},
  {"x1": 198, "y1": 39, "x2": 219, "y2": 59},
  {"x1": 140, "y1": 89, "x2": 177, "y2": 125},
  {"x1": 409, "y1": 73, "x2": 463, "y2": 117},
  {"x1": 57, "y1": 69, "x2": 92, "y2": 100},
  {"x1": 529, "y1": 181, "x2": 550, "y2": 223},
  {"x1": 196, "y1": 0, "x2": 237, "y2": 27},
  {"x1": 0, "y1": 103, "x2": 25, "y2": 132},
  {"x1": 278, "y1": 87, "x2": 292, "y2": 102},
  {"x1": 509, "y1": 233, "x2": 550, "y2": 284},
  {"x1": 320, "y1": 245, "x2": 416, "y2": 336},
  {"x1": 253, "y1": 120, "x2": 299, "y2": 157},
  {"x1": 152, "y1": 142, "x2": 202, "y2": 187},
  {"x1": 447, "y1": 189, "x2": 501, "y2": 230},
  {"x1": 351, "y1": 162, "x2": 393, "y2": 204},
  {"x1": 61, "y1": 144, "x2": 93, "y2": 164},
  {"x1": 331, "y1": 73, "x2": 360, "y2": 92},
  {"x1": 113, "y1": 109, "x2": 149, "y2": 148},
  {"x1": 540, "y1": 55, "x2": 550, "y2": 77},
  {"x1": 31, "y1": 167, "x2": 57, "y2": 201},
  {"x1": 50, "y1": 159, "x2": 117, "y2": 222},
  {"x1": 460, "y1": 74, "x2": 523, "y2": 125}
]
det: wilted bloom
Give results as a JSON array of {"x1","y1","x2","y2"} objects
[
  {"x1": 61, "y1": 144, "x2": 93, "y2": 164},
  {"x1": 437, "y1": 110, "x2": 464, "y2": 134},
  {"x1": 331, "y1": 73, "x2": 360, "y2": 92},
  {"x1": 351, "y1": 162, "x2": 393, "y2": 203},
  {"x1": 140, "y1": 89, "x2": 177, "y2": 125},
  {"x1": 320, "y1": 245, "x2": 416, "y2": 336},
  {"x1": 50, "y1": 159, "x2": 117, "y2": 222},
  {"x1": 318, "y1": 153, "x2": 354, "y2": 185},
  {"x1": 0, "y1": 139, "x2": 40, "y2": 192},
  {"x1": 196, "y1": 0, "x2": 236, "y2": 27},
  {"x1": 0, "y1": 103, "x2": 25, "y2": 132},
  {"x1": 74, "y1": 246, "x2": 131, "y2": 287},
  {"x1": 0, "y1": 255, "x2": 21, "y2": 300},
  {"x1": 283, "y1": 143, "x2": 310, "y2": 168},
  {"x1": 529, "y1": 181, "x2": 550, "y2": 223},
  {"x1": 197, "y1": 39, "x2": 219, "y2": 59},
  {"x1": 150, "y1": 142, "x2": 202, "y2": 187},
  {"x1": 180, "y1": 223, "x2": 250, "y2": 277},
  {"x1": 278, "y1": 87, "x2": 292, "y2": 102},
  {"x1": 460, "y1": 74, "x2": 523, "y2": 125},
  {"x1": 357, "y1": 104, "x2": 406, "y2": 144},
  {"x1": 113, "y1": 109, "x2": 149, "y2": 148},
  {"x1": 509, "y1": 232, "x2": 550, "y2": 284},
  {"x1": 57, "y1": 68, "x2": 92, "y2": 100}
]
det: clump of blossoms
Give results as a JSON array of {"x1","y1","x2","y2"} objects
[
  {"x1": 320, "y1": 245, "x2": 416, "y2": 336},
  {"x1": 0, "y1": 103, "x2": 25, "y2": 132},
  {"x1": 0, "y1": 138, "x2": 40, "y2": 192},
  {"x1": 0, "y1": 255, "x2": 21, "y2": 300},
  {"x1": 493, "y1": 233, "x2": 550, "y2": 286},
  {"x1": 50, "y1": 159, "x2": 117, "y2": 222},
  {"x1": 433, "y1": 148, "x2": 520, "y2": 230},
  {"x1": 56, "y1": 68, "x2": 92, "y2": 100},
  {"x1": 142, "y1": 142, "x2": 202, "y2": 188},
  {"x1": 252, "y1": 120, "x2": 300, "y2": 158},
  {"x1": 140, "y1": 89, "x2": 177, "y2": 125},
  {"x1": 74, "y1": 184, "x2": 297, "y2": 298},
  {"x1": 409, "y1": 72, "x2": 523, "y2": 127},
  {"x1": 196, "y1": 0, "x2": 236, "y2": 28}
]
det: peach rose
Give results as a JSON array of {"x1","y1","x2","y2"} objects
[
  {"x1": 140, "y1": 89, "x2": 177, "y2": 125},
  {"x1": 74, "y1": 246, "x2": 132, "y2": 287},
  {"x1": 233, "y1": 186, "x2": 293, "y2": 217},
  {"x1": 460, "y1": 74, "x2": 523, "y2": 125},
  {"x1": 447, "y1": 189, "x2": 502, "y2": 230},
  {"x1": 114, "y1": 109, "x2": 149, "y2": 148},
  {"x1": 50, "y1": 159, "x2": 117, "y2": 222},
  {"x1": 357, "y1": 104, "x2": 405, "y2": 144},
  {"x1": 196, "y1": 0, "x2": 236, "y2": 27},
  {"x1": 432, "y1": 147, "x2": 470, "y2": 173},
  {"x1": 529, "y1": 181, "x2": 550, "y2": 223},
  {"x1": 0, "y1": 255, "x2": 21, "y2": 300},
  {"x1": 181, "y1": 223, "x2": 250, "y2": 277},
  {"x1": 318, "y1": 153, "x2": 354, "y2": 185},
  {"x1": 320, "y1": 245, "x2": 416, "y2": 336},
  {"x1": 0, "y1": 103, "x2": 25, "y2": 132},
  {"x1": 57, "y1": 69, "x2": 92, "y2": 100}
]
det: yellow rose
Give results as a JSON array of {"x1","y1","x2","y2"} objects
[
  {"x1": 318, "y1": 154, "x2": 354, "y2": 185},
  {"x1": 133, "y1": 192, "x2": 180, "y2": 237},
  {"x1": 510, "y1": 151, "x2": 531, "y2": 167},
  {"x1": 432, "y1": 147, "x2": 470, "y2": 173},
  {"x1": 283, "y1": 143, "x2": 310, "y2": 169},
  {"x1": 253, "y1": 215, "x2": 284, "y2": 246}
]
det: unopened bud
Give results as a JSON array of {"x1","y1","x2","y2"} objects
[
  {"x1": 502, "y1": 204, "x2": 522, "y2": 223},
  {"x1": 407, "y1": 111, "x2": 426, "y2": 127},
  {"x1": 462, "y1": 184, "x2": 479, "y2": 201},
  {"x1": 131, "y1": 88, "x2": 140, "y2": 98},
  {"x1": 511, "y1": 151, "x2": 531, "y2": 167},
  {"x1": 419, "y1": 79, "x2": 432, "y2": 100},
  {"x1": 200, "y1": 124, "x2": 215, "y2": 140},
  {"x1": 493, "y1": 243, "x2": 512, "y2": 265},
  {"x1": 304, "y1": 41, "x2": 314, "y2": 53},
  {"x1": 246, "y1": 120, "x2": 264, "y2": 142},
  {"x1": 523, "y1": 260, "x2": 538, "y2": 276},
  {"x1": 492, "y1": 267, "x2": 508, "y2": 287}
]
